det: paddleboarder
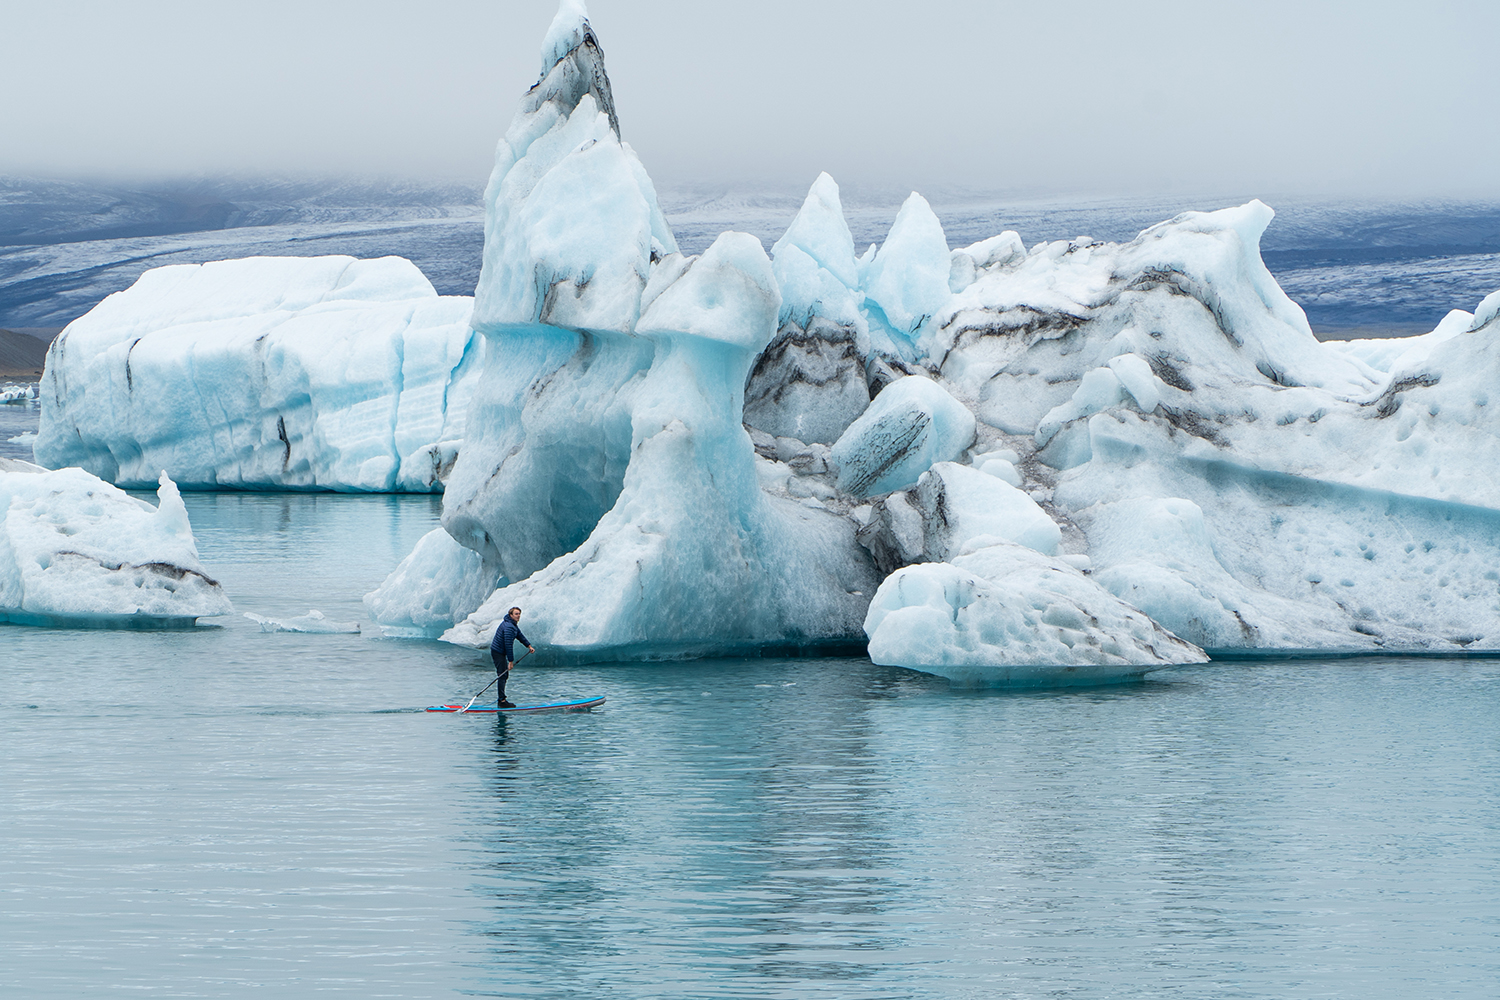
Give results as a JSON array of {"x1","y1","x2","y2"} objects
[{"x1": 490, "y1": 606, "x2": 535, "y2": 708}]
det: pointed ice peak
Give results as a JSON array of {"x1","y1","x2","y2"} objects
[
  {"x1": 527, "y1": 0, "x2": 619, "y2": 137},
  {"x1": 773, "y1": 172, "x2": 859, "y2": 289},
  {"x1": 862, "y1": 193, "x2": 952, "y2": 338},
  {"x1": 1469, "y1": 289, "x2": 1500, "y2": 333},
  {"x1": 883, "y1": 192, "x2": 948, "y2": 251},
  {"x1": 541, "y1": 0, "x2": 590, "y2": 74},
  {"x1": 472, "y1": 0, "x2": 675, "y2": 336}
]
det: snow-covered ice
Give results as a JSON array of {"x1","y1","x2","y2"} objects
[
  {"x1": 0, "y1": 466, "x2": 230, "y2": 626},
  {"x1": 34, "y1": 255, "x2": 480, "y2": 491},
  {"x1": 864, "y1": 539, "x2": 1205, "y2": 686}
]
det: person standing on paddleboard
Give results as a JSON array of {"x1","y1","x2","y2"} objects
[{"x1": 490, "y1": 606, "x2": 535, "y2": 709}]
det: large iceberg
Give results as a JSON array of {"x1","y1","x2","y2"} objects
[
  {"x1": 365, "y1": 0, "x2": 1500, "y2": 680},
  {"x1": 361, "y1": 0, "x2": 1207, "y2": 682},
  {"x1": 39, "y1": 0, "x2": 1500, "y2": 681},
  {"x1": 35, "y1": 255, "x2": 480, "y2": 491},
  {"x1": 371, "y1": 5, "x2": 876, "y2": 654},
  {"x1": 0, "y1": 461, "x2": 230, "y2": 626},
  {"x1": 917, "y1": 204, "x2": 1500, "y2": 652}
]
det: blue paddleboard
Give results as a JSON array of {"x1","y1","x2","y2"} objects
[{"x1": 426, "y1": 695, "x2": 605, "y2": 714}]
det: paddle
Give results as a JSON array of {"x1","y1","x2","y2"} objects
[{"x1": 458, "y1": 648, "x2": 533, "y2": 713}]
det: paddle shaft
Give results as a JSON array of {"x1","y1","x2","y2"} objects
[{"x1": 460, "y1": 647, "x2": 533, "y2": 712}]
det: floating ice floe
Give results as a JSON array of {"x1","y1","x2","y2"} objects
[
  {"x1": 0, "y1": 465, "x2": 230, "y2": 627},
  {"x1": 1, "y1": 384, "x2": 37, "y2": 404},
  {"x1": 243, "y1": 609, "x2": 360, "y2": 634},
  {"x1": 34, "y1": 255, "x2": 480, "y2": 491},
  {"x1": 865, "y1": 538, "x2": 1206, "y2": 686}
]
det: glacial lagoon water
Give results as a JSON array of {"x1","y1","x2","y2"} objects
[{"x1": 3, "y1": 492, "x2": 1499, "y2": 999}]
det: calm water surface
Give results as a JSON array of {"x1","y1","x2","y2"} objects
[{"x1": 3, "y1": 494, "x2": 1499, "y2": 999}]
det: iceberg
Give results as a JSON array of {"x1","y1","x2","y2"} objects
[
  {"x1": 0, "y1": 465, "x2": 230, "y2": 627},
  {"x1": 45, "y1": 0, "x2": 1500, "y2": 677},
  {"x1": 372, "y1": 3, "x2": 879, "y2": 660},
  {"x1": 919, "y1": 204, "x2": 1500, "y2": 651},
  {"x1": 34, "y1": 255, "x2": 480, "y2": 491},
  {"x1": 865, "y1": 540, "x2": 1205, "y2": 686},
  {"x1": 471, "y1": 0, "x2": 676, "y2": 337},
  {"x1": 357, "y1": 0, "x2": 1212, "y2": 681},
  {"x1": 438, "y1": 229, "x2": 879, "y2": 659},
  {"x1": 389, "y1": 0, "x2": 1500, "y2": 672}
]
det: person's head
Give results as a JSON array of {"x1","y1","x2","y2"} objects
[{"x1": 508, "y1": 607, "x2": 522, "y2": 621}]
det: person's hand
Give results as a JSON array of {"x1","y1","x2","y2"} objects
[{"x1": 528, "y1": 646, "x2": 536, "y2": 653}]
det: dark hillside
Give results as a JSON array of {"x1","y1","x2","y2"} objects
[{"x1": 0, "y1": 328, "x2": 53, "y2": 376}]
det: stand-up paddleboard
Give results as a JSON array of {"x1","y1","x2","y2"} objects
[{"x1": 426, "y1": 695, "x2": 605, "y2": 714}]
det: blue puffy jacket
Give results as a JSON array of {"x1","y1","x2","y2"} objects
[{"x1": 490, "y1": 618, "x2": 531, "y2": 662}]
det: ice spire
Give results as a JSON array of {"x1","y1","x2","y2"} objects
[
  {"x1": 528, "y1": 0, "x2": 619, "y2": 138},
  {"x1": 472, "y1": 0, "x2": 675, "y2": 335}
]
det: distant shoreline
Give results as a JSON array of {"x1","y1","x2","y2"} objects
[
  {"x1": 1312, "y1": 323, "x2": 1435, "y2": 342},
  {"x1": 0, "y1": 328, "x2": 58, "y2": 378}
]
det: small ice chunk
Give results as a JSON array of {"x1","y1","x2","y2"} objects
[
  {"x1": 1037, "y1": 367, "x2": 1124, "y2": 447},
  {"x1": 971, "y1": 447, "x2": 1020, "y2": 465},
  {"x1": 832, "y1": 376, "x2": 976, "y2": 496},
  {"x1": 1107, "y1": 354, "x2": 1161, "y2": 412},
  {"x1": 863, "y1": 540, "x2": 1205, "y2": 686},
  {"x1": 0, "y1": 468, "x2": 230, "y2": 625},
  {"x1": 244, "y1": 609, "x2": 360, "y2": 634},
  {"x1": 1470, "y1": 290, "x2": 1500, "y2": 332},
  {"x1": 977, "y1": 458, "x2": 1022, "y2": 487},
  {"x1": 915, "y1": 462, "x2": 1061, "y2": 557},
  {"x1": 963, "y1": 231, "x2": 1027, "y2": 269}
]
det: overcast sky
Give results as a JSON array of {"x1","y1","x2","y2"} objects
[{"x1": 4, "y1": 0, "x2": 1497, "y2": 200}]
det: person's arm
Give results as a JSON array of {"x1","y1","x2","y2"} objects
[{"x1": 516, "y1": 626, "x2": 533, "y2": 652}]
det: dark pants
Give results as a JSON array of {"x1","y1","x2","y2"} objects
[{"x1": 490, "y1": 648, "x2": 510, "y2": 701}]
